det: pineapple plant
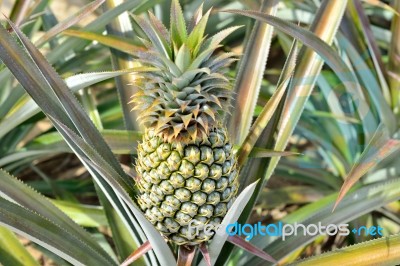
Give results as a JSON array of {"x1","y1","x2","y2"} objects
[{"x1": 131, "y1": 0, "x2": 239, "y2": 245}]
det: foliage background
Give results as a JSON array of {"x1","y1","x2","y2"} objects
[{"x1": 0, "y1": 0, "x2": 399, "y2": 265}]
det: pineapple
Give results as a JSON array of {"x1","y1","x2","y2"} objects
[{"x1": 131, "y1": 0, "x2": 239, "y2": 245}]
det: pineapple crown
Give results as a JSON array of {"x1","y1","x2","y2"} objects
[{"x1": 130, "y1": 0, "x2": 240, "y2": 143}]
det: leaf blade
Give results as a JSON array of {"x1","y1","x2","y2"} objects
[
  {"x1": 0, "y1": 169, "x2": 114, "y2": 263},
  {"x1": 0, "y1": 197, "x2": 115, "y2": 265},
  {"x1": 293, "y1": 234, "x2": 400, "y2": 266},
  {"x1": 199, "y1": 181, "x2": 259, "y2": 266},
  {"x1": 334, "y1": 124, "x2": 400, "y2": 210},
  {"x1": 0, "y1": 226, "x2": 39, "y2": 266},
  {"x1": 227, "y1": 0, "x2": 279, "y2": 144}
]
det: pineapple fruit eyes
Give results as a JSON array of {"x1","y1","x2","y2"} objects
[{"x1": 136, "y1": 128, "x2": 239, "y2": 245}]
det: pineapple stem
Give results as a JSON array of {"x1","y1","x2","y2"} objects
[{"x1": 177, "y1": 245, "x2": 196, "y2": 266}]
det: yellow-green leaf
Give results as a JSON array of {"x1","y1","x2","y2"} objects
[{"x1": 293, "y1": 234, "x2": 400, "y2": 266}]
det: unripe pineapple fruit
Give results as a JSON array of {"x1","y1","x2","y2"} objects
[
  {"x1": 131, "y1": 0, "x2": 240, "y2": 245},
  {"x1": 136, "y1": 128, "x2": 238, "y2": 245}
]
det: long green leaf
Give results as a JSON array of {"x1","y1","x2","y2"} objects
[
  {"x1": 45, "y1": 0, "x2": 158, "y2": 63},
  {"x1": 224, "y1": 8, "x2": 360, "y2": 102},
  {"x1": 0, "y1": 226, "x2": 39, "y2": 266},
  {"x1": 6, "y1": 20, "x2": 133, "y2": 190},
  {"x1": 227, "y1": 0, "x2": 278, "y2": 144},
  {"x1": 334, "y1": 124, "x2": 400, "y2": 210},
  {"x1": 388, "y1": 0, "x2": 400, "y2": 115},
  {"x1": 0, "y1": 20, "x2": 149, "y2": 264},
  {"x1": 245, "y1": 177, "x2": 400, "y2": 264},
  {"x1": 293, "y1": 234, "x2": 400, "y2": 266},
  {"x1": 0, "y1": 70, "x2": 148, "y2": 140},
  {"x1": 35, "y1": 0, "x2": 105, "y2": 46},
  {"x1": 226, "y1": 1, "x2": 349, "y2": 187},
  {"x1": 0, "y1": 197, "x2": 115, "y2": 265},
  {"x1": 104, "y1": 0, "x2": 144, "y2": 132},
  {"x1": 0, "y1": 169, "x2": 114, "y2": 263},
  {"x1": 337, "y1": 32, "x2": 395, "y2": 134},
  {"x1": 257, "y1": 186, "x2": 330, "y2": 208},
  {"x1": 8, "y1": 0, "x2": 31, "y2": 26},
  {"x1": 0, "y1": 129, "x2": 142, "y2": 167},
  {"x1": 199, "y1": 181, "x2": 259, "y2": 266},
  {"x1": 50, "y1": 117, "x2": 176, "y2": 266},
  {"x1": 79, "y1": 80, "x2": 145, "y2": 263},
  {"x1": 10, "y1": 20, "x2": 129, "y2": 184},
  {"x1": 62, "y1": 29, "x2": 144, "y2": 55},
  {"x1": 237, "y1": 40, "x2": 297, "y2": 167},
  {"x1": 51, "y1": 200, "x2": 108, "y2": 228},
  {"x1": 248, "y1": 148, "x2": 300, "y2": 158},
  {"x1": 27, "y1": 129, "x2": 141, "y2": 154},
  {"x1": 349, "y1": 0, "x2": 391, "y2": 105},
  {"x1": 216, "y1": 39, "x2": 300, "y2": 265}
]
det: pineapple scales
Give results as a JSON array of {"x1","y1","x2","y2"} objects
[{"x1": 131, "y1": 0, "x2": 240, "y2": 245}]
